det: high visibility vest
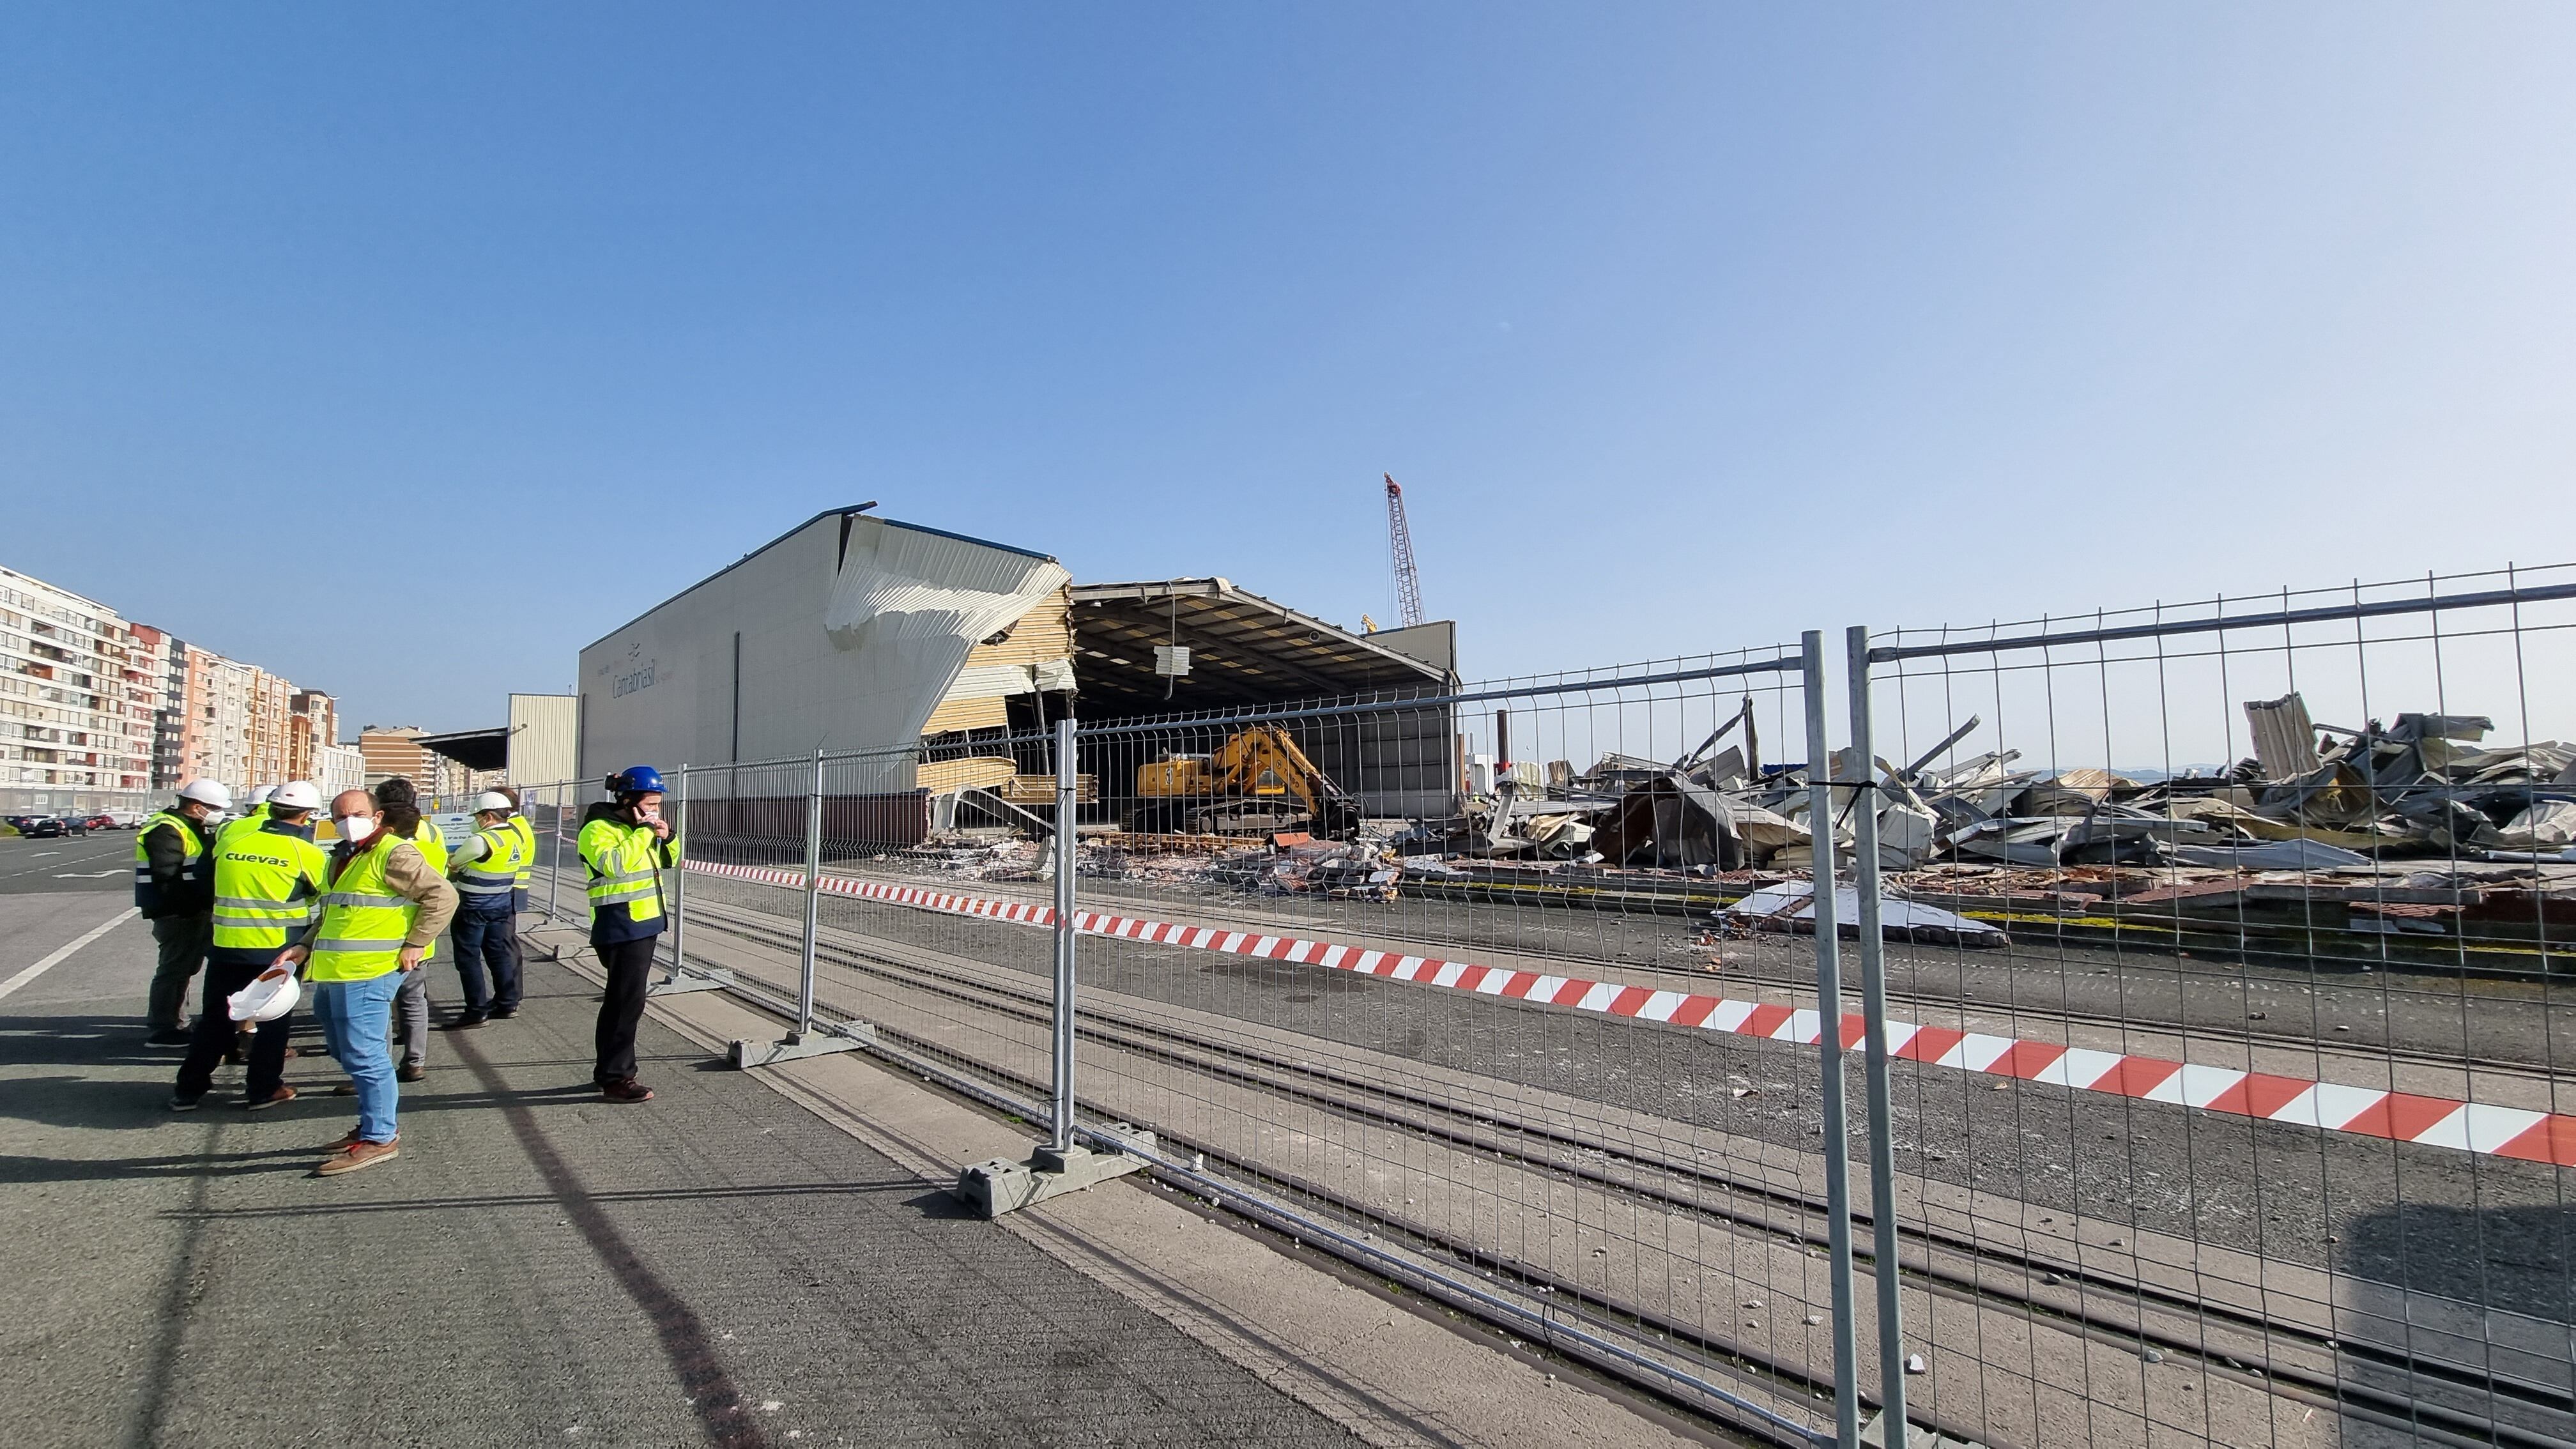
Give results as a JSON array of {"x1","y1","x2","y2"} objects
[
  {"x1": 132, "y1": 810, "x2": 208, "y2": 914},
  {"x1": 579, "y1": 816, "x2": 670, "y2": 926},
  {"x1": 507, "y1": 815, "x2": 536, "y2": 890},
  {"x1": 410, "y1": 821, "x2": 447, "y2": 959},
  {"x1": 211, "y1": 822, "x2": 330, "y2": 950},
  {"x1": 456, "y1": 822, "x2": 526, "y2": 896},
  {"x1": 306, "y1": 836, "x2": 419, "y2": 983},
  {"x1": 216, "y1": 802, "x2": 273, "y2": 848},
  {"x1": 411, "y1": 818, "x2": 450, "y2": 873}
]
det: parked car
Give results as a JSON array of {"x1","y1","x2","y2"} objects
[
  {"x1": 21, "y1": 816, "x2": 76, "y2": 838},
  {"x1": 102, "y1": 809, "x2": 145, "y2": 829},
  {"x1": 80, "y1": 814, "x2": 116, "y2": 831}
]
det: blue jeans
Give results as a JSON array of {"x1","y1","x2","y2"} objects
[
  {"x1": 451, "y1": 895, "x2": 521, "y2": 1014},
  {"x1": 312, "y1": 971, "x2": 404, "y2": 1144}
]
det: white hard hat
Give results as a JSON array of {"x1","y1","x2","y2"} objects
[
  {"x1": 473, "y1": 791, "x2": 515, "y2": 814},
  {"x1": 247, "y1": 785, "x2": 277, "y2": 807},
  {"x1": 178, "y1": 779, "x2": 234, "y2": 810},
  {"x1": 271, "y1": 780, "x2": 323, "y2": 811},
  {"x1": 227, "y1": 966, "x2": 300, "y2": 1023}
]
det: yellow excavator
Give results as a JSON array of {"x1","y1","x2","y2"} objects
[{"x1": 1132, "y1": 724, "x2": 1362, "y2": 838}]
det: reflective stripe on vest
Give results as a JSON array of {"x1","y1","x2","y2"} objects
[
  {"x1": 456, "y1": 824, "x2": 525, "y2": 894},
  {"x1": 579, "y1": 817, "x2": 666, "y2": 924},
  {"x1": 508, "y1": 816, "x2": 535, "y2": 887},
  {"x1": 305, "y1": 841, "x2": 418, "y2": 982}
]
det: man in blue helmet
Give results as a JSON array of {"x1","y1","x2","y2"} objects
[{"x1": 578, "y1": 765, "x2": 678, "y2": 1101}]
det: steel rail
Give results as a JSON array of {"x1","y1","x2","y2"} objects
[{"x1": 1866, "y1": 581, "x2": 2576, "y2": 663}]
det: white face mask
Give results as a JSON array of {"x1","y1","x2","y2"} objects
[{"x1": 338, "y1": 814, "x2": 378, "y2": 844}]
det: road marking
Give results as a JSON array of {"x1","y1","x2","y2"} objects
[
  {"x1": 54, "y1": 871, "x2": 122, "y2": 878},
  {"x1": 0, "y1": 906, "x2": 138, "y2": 1002},
  {"x1": 682, "y1": 858, "x2": 2576, "y2": 1167}
]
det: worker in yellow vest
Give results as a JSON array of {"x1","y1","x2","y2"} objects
[
  {"x1": 273, "y1": 783, "x2": 456, "y2": 1177},
  {"x1": 217, "y1": 784, "x2": 276, "y2": 848},
  {"x1": 381, "y1": 778, "x2": 447, "y2": 1080},
  {"x1": 500, "y1": 786, "x2": 536, "y2": 911},
  {"x1": 441, "y1": 791, "x2": 526, "y2": 1026},
  {"x1": 174, "y1": 780, "x2": 326, "y2": 1110},
  {"x1": 137, "y1": 778, "x2": 230, "y2": 1045},
  {"x1": 581, "y1": 765, "x2": 677, "y2": 1102}
]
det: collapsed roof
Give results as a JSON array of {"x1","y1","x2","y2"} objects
[{"x1": 1068, "y1": 578, "x2": 1452, "y2": 714}]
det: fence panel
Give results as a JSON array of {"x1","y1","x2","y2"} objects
[{"x1": 1851, "y1": 565, "x2": 2576, "y2": 1448}]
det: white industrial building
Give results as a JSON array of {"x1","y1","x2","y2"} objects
[{"x1": 574, "y1": 505, "x2": 1460, "y2": 847}]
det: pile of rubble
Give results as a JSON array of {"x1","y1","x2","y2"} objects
[
  {"x1": 893, "y1": 833, "x2": 1405, "y2": 903},
  {"x1": 1401, "y1": 692, "x2": 2576, "y2": 877}
]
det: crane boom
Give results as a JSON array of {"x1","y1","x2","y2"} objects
[{"x1": 1384, "y1": 473, "x2": 1425, "y2": 629}]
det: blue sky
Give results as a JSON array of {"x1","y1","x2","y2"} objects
[{"x1": 4, "y1": 4, "x2": 2570, "y2": 734}]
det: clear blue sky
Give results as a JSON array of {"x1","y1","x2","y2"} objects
[{"x1": 5, "y1": 4, "x2": 2570, "y2": 734}]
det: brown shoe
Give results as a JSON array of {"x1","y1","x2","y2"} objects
[
  {"x1": 246, "y1": 1084, "x2": 298, "y2": 1111},
  {"x1": 332, "y1": 1083, "x2": 358, "y2": 1096},
  {"x1": 329, "y1": 1126, "x2": 363, "y2": 1148},
  {"x1": 315, "y1": 1137, "x2": 400, "y2": 1176},
  {"x1": 397, "y1": 1062, "x2": 425, "y2": 1083},
  {"x1": 599, "y1": 1078, "x2": 654, "y2": 1103}
]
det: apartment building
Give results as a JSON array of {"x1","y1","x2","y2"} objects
[
  {"x1": 316, "y1": 740, "x2": 367, "y2": 798},
  {"x1": 360, "y1": 725, "x2": 432, "y2": 788},
  {"x1": 0, "y1": 564, "x2": 160, "y2": 815},
  {"x1": 289, "y1": 689, "x2": 337, "y2": 782}
]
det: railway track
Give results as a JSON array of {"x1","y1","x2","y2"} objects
[{"x1": 654, "y1": 885, "x2": 2575, "y2": 1449}]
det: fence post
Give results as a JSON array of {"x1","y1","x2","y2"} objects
[
  {"x1": 544, "y1": 781, "x2": 564, "y2": 920},
  {"x1": 949, "y1": 712, "x2": 1150, "y2": 1217},
  {"x1": 1844, "y1": 627, "x2": 1908, "y2": 1438},
  {"x1": 797, "y1": 746, "x2": 824, "y2": 1039},
  {"x1": 1803, "y1": 629, "x2": 1862, "y2": 1448},
  {"x1": 1051, "y1": 714, "x2": 1078, "y2": 1153},
  {"x1": 667, "y1": 763, "x2": 689, "y2": 975}
]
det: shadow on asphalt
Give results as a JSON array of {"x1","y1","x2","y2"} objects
[
  {"x1": 0, "y1": 1146, "x2": 325, "y2": 1184},
  {"x1": 162, "y1": 1178, "x2": 935, "y2": 1220}
]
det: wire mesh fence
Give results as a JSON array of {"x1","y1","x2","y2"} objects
[
  {"x1": 1847, "y1": 565, "x2": 2576, "y2": 1448},
  {"x1": 492, "y1": 561, "x2": 2575, "y2": 1449}
]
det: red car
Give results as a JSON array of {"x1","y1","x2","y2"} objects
[{"x1": 81, "y1": 814, "x2": 116, "y2": 831}]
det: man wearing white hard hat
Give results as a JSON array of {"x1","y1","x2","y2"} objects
[
  {"x1": 174, "y1": 781, "x2": 328, "y2": 1110},
  {"x1": 440, "y1": 790, "x2": 528, "y2": 1027},
  {"x1": 218, "y1": 783, "x2": 278, "y2": 848},
  {"x1": 137, "y1": 778, "x2": 230, "y2": 1045}
]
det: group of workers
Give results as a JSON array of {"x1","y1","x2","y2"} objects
[{"x1": 132, "y1": 764, "x2": 680, "y2": 1177}]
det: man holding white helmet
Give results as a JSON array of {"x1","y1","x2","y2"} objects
[
  {"x1": 440, "y1": 790, "x2": 528, "y2": 1027},
  {"x1": 174, "y1": 780, "x2": 327, "y2": 1110},
  {"x1": 137, "y1": 778, "x2": 230, "y2": 1045}
]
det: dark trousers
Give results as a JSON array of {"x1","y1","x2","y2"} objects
[
  {"x1": 451, "y1": 896, "x2": 521, "y2": 1015},
  {"x1": 146, "y1": 913, "x2": 212, "y2": 1031},
  {"x1": 176, "y1": 957, "x2": 290, "y2": 1101},
  {"x1": 593, "y1": 935, "x2": 657, "y2": 1084}
]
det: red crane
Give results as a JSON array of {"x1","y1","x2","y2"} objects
[{"x1": 1384, "y1": 473, "x2": 1425, "y2": 629}]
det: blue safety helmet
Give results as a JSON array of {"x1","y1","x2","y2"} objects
[{"x1": 609, "y1": 765, "x2": 668, "y2": 797}]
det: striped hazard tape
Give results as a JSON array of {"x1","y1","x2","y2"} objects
[{"x1": 684, "y1": 858, "x2": 2576, "y2": 1167}]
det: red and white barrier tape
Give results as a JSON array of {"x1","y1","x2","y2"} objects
[{"x1": 684, "y1": 858, "x2": 2576, "y2": 1167}]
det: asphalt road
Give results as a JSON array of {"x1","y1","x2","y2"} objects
[
  {"x1": 0, "y1": 831, "x2": 135, "y2": 894},
  {"x1": 673, "y1": 871, "x2": 2576, "y2": 1328},
  {"x1": 0, "y1": 887, "x2": 1367, "y2": 1449}
]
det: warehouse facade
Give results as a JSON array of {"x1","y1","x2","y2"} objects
[{"x1": 576, "y1": 504, "x2": 1459, "y2": 846}]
